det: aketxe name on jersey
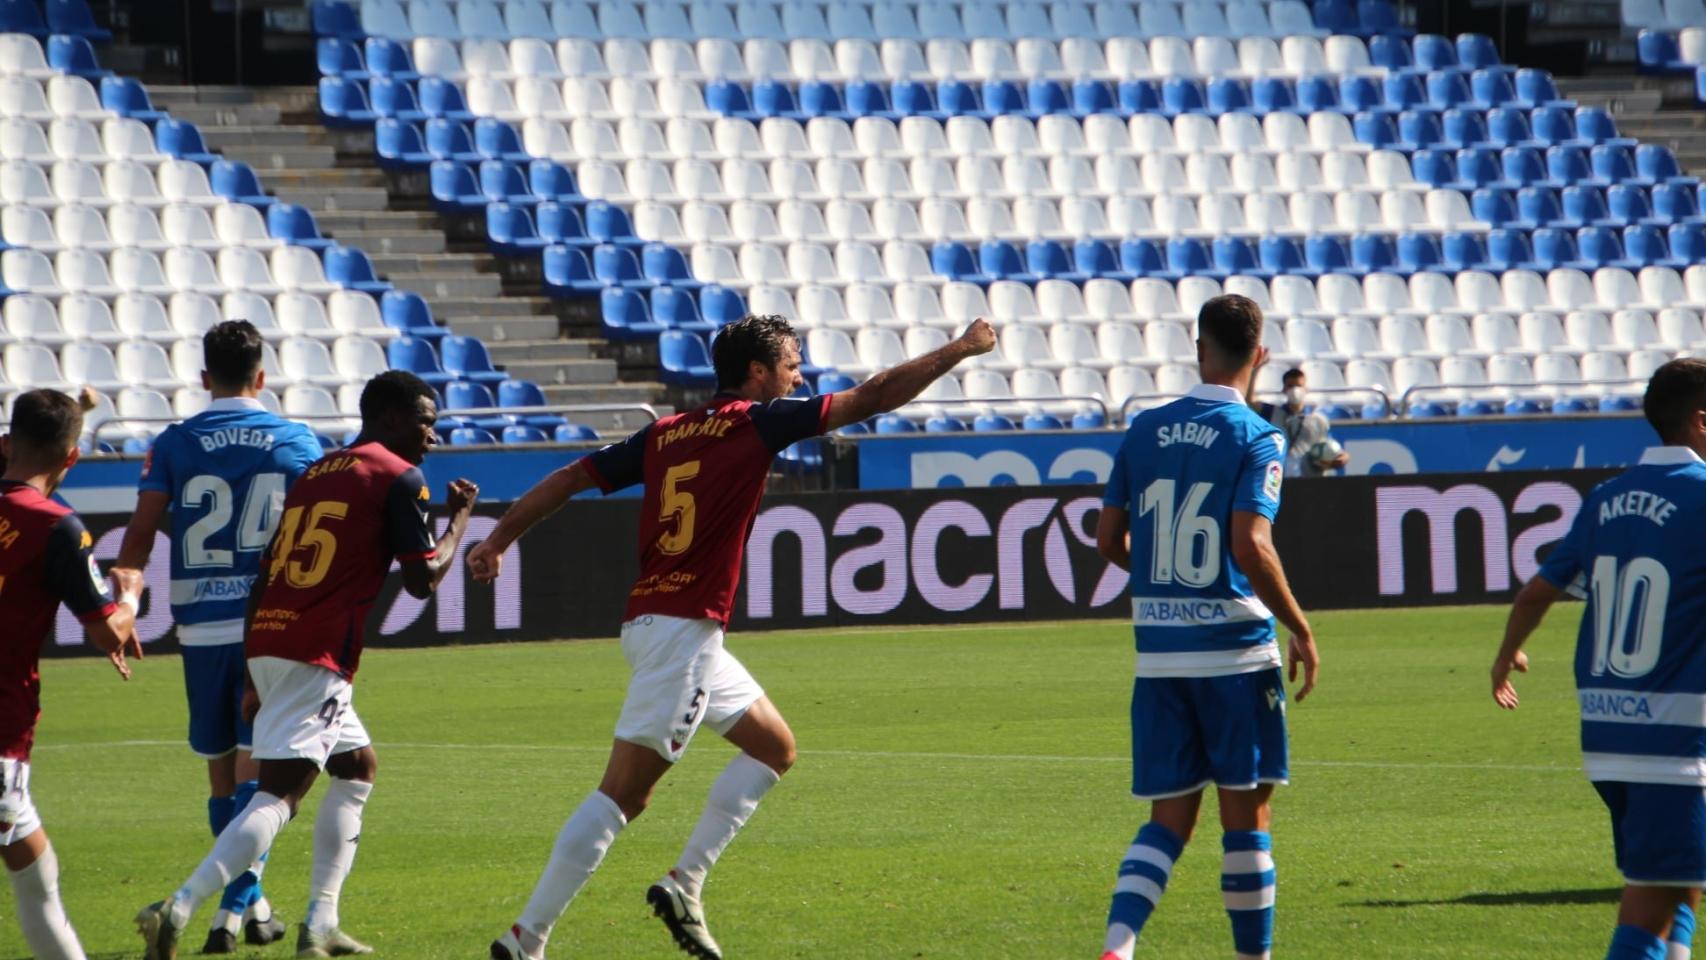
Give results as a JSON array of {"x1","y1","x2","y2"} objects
[
  {"x1": 1104, "y1": 383, "x2": 1287, "y2": 679},
  {"x1": 138, "y1": 398, "x2": 321, "y2": 646},
  {"x1": 585, "y1": 392, "x2": 833, "y2": 626},
  {"x1": 1538, "y1": 445, "x2": 1706, "y2": 786}
]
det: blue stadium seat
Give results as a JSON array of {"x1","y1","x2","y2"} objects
[
  {"x1": 981, "y1": 80, "x2": 1027, "y2": 117},
  {"x1": 874, "y1": 414, "x2": 917, "y2": 434},
  {"x1": 1297, "y1": 75, "x2": 1341, "y2": 113},
  {"x1": 1313, "y1": 0, "x2": 1356, "y2": 34},
  {"x1": 817, "y1": 372, "x2": 858, "y2": 394},
  {"x1": 1504, "y1": 397, "x2": 1551, "y2": 416},
  {"x1": 1577, "y1": 225, "x2": 1633, "y2": 268},
  {"x1": 474, "y1": 118, "x2": 530, "y2": 163},
  {"x1": 1212, "y1": 236, "x2": 1263, "y2": 278},
  {"x1": 648, "y1": 285, "x2": 713, "y2": 334},
  {"x1": 1071, "y1": 409, "x2": 1106, "y2": 429},
  {"x1": 1670, "y1": 222, "x2": 1706, "y2": 263},
  {"x1": 0, "y1": 0, "x2": 49, "y2": 37},
  {"x1": 1458, "y1": 33, "x2": 1503, "y2": 70},
  {"x1": 449, "y1": 427, "x2": 498, "y2": 446},
  {"x1": 48, "y1": 35, "x2": 111, "y2": 80},
  {"x1": 1453, "y1": 147, "x2": 1515, "y2": 191},
  {"x1": 1074, "y1": 239, "x2": 1137, "y2": 281},
  {"x1": 529, "y1": 160, "x2": 585, "y2": 202},
  {"x1": 1162, "y1": 77, "x2": 1208, "y2": 116},
  {"x1": 1351, "y1": 233, "x2": 1399, "y2": 275},
  {"x1": 939, "y1": 80, "x2": 987, "y2": 116},
  {"x1": 1640, "y1": 29, "x2": 1687, "y2": 72},
  {"x1": 364, "y1": 37, "x2": 419, "y2": 79},
  {"x1": 1517, "y1": 186, "x2": 1562, "y2": 228},
  {"x1": 502, "y1": 425, "x2": 551, "y2": 444},
  {"x1": 1514, "y1": 69, "x2": 1572, "y2": 109},
  {"x1": 1414, "y1": 34, "x2": 1459, "y2": 72},
  {"x1": 1560, "y1": 185, "x2": 1614, "y2": 229},
  {"x1": 543, "y1": 244, "x2": 604, "y2": 297},
  {"x1": 1547, "y1": 145, "x2": 1600, "y2": 189},
  {"x1": 1338, "y1": 75, "x2": 1384, "y2": 113},
  {"x1": 441, "y1": 335, "x2": 508, "y2": 387},
  {"x1": 155, "y1": 118, "x2": 221, "y2": 165},
  {"x1": 890, "y1": 80, "x2": 943, "y2": 119},
  {"x1": 388, "y1": 337, "x2": 456, "y2": 388},
  {"x1": 1368, "y1": 34, "x2": 1413, "y2": 70},
  {"x1": 844, "y1": 80, "x2": 894, "y2": 118},
  {"x1": 1608, "y1": 184, "x2": 1661, "y2": 226},
  {"x1": 1654, "y1": 182, "x2": 1704, "y2": 222},
  {"x1": 375, "y1": 119, "x2": 431, "y2": 168},
  {"x1": 1383, "y1": 73, "x2": 1428, "y2": 112},
  {"x1": 1355, "y1": 0, "x2": 1401, "y2": 36},
  {"x1": 555, "y1": 423, "x2": 601, "y2": 442},
  {"x1": 932, "y1": 242, "x2": 993, "y2": 284},
  {"x1": 100, "y1": 76, "x2": 168, "y2": 123},
  {"x1": 1629, "y1": 224, "x2": 1681, "y2": 267},
  {"x1": 1354, "y1": 111, "x2": 1408, "y2": 150},
  {"x1": 1553, "y1": 395, "x2": 1599, "y2": 414},
  {"x1": 434, "y1": 163, "x2": 500, "y2": 213},
  {"x1": 1600, "y1": 395, "x2": 1644, "y2": 413},
  {"x1": 1259, "y1": 235, "x2": 1312, "y2": 276},
  {"x1": 444, "y1": 381, "x2": 507, "y2": 431},
  {"x1": 1026, "y1": 78, "x2": 1072, "y2": 117},
  {"x1": 1427, "y1": 72, "x2": 1475, "y2": 110},
  {"x1": 1529, "y1": 105, "x2": 1578, "y2": 146},
  {"x1": 479, "y1": 160, "x2": 540, "y2": 206},
  {"x1": 1072, "y1": 79, "x2": 1118, "y2": 116},
  {"x1": 1441, "y1": 109, "x2": 1491, "y2": 149},
  {"x1": 533, "y1": 202, "x2": 591, "y2": 248},
  {"x1": 1117, "y1": 79, "x2": 1162, "y2": 114},
  {"x1": 320, "y1": 77, "x2": 378, "y2": 127},
  {"x1": 1638, "y1": 144, "x2": 1692, "y2": 185},
  {"x1": 318, "y1": 37, "x2": 367, "y2": 79},
  {"x1": 1486, "y1": 228, "x2": 1538, "y2": 269},
  {"x1": 44, "y1": 0, "x2": 107, "y2": 38},
  {"x1": 210, "y1": 160, "x2": 274, "y2": 207},
  {"x1": 600, "y1": 284, "x2": 665, "y2": 341},
  {"x1": 369, "y1": 76, "x2": 427, "y2": 123},
  {"x1": 1592, "y1": 145, "x2": 1643, "y2": 190},
  {"x1": 1471, "y1": 69, "x2": 1519, "y2": 109},
  {"x1": 380, "y1": 290, "x2": 449, "y2": 342},
  {"x1": 1456, "y1": 398, "x2": 1501, "y2": 417},
  {"x1": 752, "y1": 79, "x2": 803, "y2": 119},
  {"x1": 1206, "y1": 77, "x2": 1253, "y2": 115},
  {"x1": 592, "y1": 243, "x2": 648, "y2": 287},
  {"x1": 1304, "y1": 234, "x2": 1353, "y2": 275},
  {"x1": 1024, "y1": 412, "x2": 1066, "y2": 430},
  {"x1": 1027, "y1": 240, "x2": 1089, "y2": 282},
  {"x1": 486, "y1": 203, "x2": 550, "y2": 256},
  {"x1": 1119, "y1": 237, "x2": 1168, "y2": 276},
  {"x1": 1486, "y1": 108, "x2": 1537, "y2": 148},
  {"x1": 1501, "y1": 146, "x2": 1552, "y2": 188},
  {"x1": 1407, "y1": 400, "x2": 1454, "y2": 418},
  {"x1": 1442, "y1": 230, "x2": 1490, "y2": 269},
  {"x1": 1577, "y1": 107, "x2": 1637, "y2": 149},
  {"x1": 1398, "y1": 232, "x2": 1444, "y2": 272},
  {"x1": 799, "y1": 80, "x2": 846, "y2": 118},
  {"x1": 980, "y1": 241, "x2": 1040, "y2": 283},
  {"x1": 699, "y1": 284, "x2": 747, "y2": 327},
  {"x1": 323, "y1": 244, "x2": 391, "y2": 295},
  {"x1": 423, "y1": 118, "x2": 480, "y2": 163},
  {"x1": 658, "y1": 330, "x2": 716, "y2": 386},
  {"x1": 268, "y1": 203, "x2": 334, "y2": 252},
  {"x1": 1398, "y1": 110, "x2": 1443, "y2": 151},
  {"x1": 924, "y1": 415, "x2": 968, "y2": 433},
  {"x1": 1165, "y1": 236, "x2": 1216, "y2": 278},
  {"x1": 585, "y1": 201, "x2": 640, "y2": 244},
  {"x1": 973, "y1": 413, "x2": 1017, "y2": 432},
  {"x1": 1530, "y1": 227, "x2": 1582, "y2": 269},
  {"x1": 641, "y1": 244, "x2": 702, "y2": 292},
  {"x1": 312, "y1": 0, "x2": 364, "y2": 39},
  {"x1": 706, "y1": 80, "x2": 755, "y2": 119},
  {"x1": 1472, "y1": 187, "x2": 1521, "y2": 227}
]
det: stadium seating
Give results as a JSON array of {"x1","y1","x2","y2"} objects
[
  {"x1": 295, "y1": 0, "x2": 1706, "y2": 427},
  {"x1": 0, "y1": 22, "x2": 583, "y2": 448}
]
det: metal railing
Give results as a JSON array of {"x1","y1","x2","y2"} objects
[
  {"x1": 82, "y1": 403, "x2": 661, "y2": 445},
  {"x1": 1119, "y1": 385, "x2": 1393, "y2": 422},
  {"x1": 1397, "y1": 379, "x2": 1646, "y2": 414},
  {"x1": 888, "y1": 393, "x2": 1113, "y2": 425}
]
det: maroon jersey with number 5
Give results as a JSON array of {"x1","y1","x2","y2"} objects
[
  {"x1": 247, "y1": 441, "x2": 436, "y2": 680},
  {"x1": 584, "y1": 393, "x2": 833, "y2": 625},
  {"x1": 0, "y1": 481, "x2": 117, "y2": 760}
]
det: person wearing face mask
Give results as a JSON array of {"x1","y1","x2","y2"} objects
[{"x1": 1254, "y1": 369, "x2": 1351, "y2": 477}]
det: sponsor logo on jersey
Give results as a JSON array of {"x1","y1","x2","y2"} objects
[
  {"x1": 86, "y1": 555, "x2": 107, "y2": 596},
  {"x1": 1264, "y1": 461, "x2": 1283, "y2": 501},
  {"x1": 418, "y1": 485, "x2": 430, "y2": 501},
  {"x1": 1135, "y1": 599, "x2": 1236, "y2": 623},
  {"x1": 1266, "y1": 688, "x2": 1282, "y2": 712},
  {"x1": 1580, "y1": 691, "x2": 1655, "y2": 721}
]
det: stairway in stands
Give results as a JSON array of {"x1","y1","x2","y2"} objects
[{"x1": 140, "y1": 82, "x2": 667, "y2": 435}]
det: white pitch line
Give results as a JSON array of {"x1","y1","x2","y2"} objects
[{"x1": 30, "y1": 739, "x2": 1579, "y2": 773}]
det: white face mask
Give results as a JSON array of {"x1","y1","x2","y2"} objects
[{"x1": 1284, "y1": 386, "x2": 1307, "y2": 407}]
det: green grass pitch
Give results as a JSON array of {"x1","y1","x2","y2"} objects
[{"x1": 10, "y1": 604, "x2": 1622, "y2": 958}]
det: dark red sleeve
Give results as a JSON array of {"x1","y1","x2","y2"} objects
[
  {"x1": 583, "y1": 423, "x2": 651, "y2": 494},
  {"x1": 750, "y1": 395, "x2": 832, "y2": 453},
  {"x1": 43, "y1": 514, "x2": 117, "y2": 624},
  {"x1": 385, "y1": 467, "x2": 438, "y2": 563}
]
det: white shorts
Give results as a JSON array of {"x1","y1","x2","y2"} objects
[
  {"x1": 615, "y1": 615, "x2": 764, "y2": 763},
  {"x1": 248, "y1": 656, "x2": 372, "y2": 768},
  {"x1": 0, "y1": 759, "x2": 41, "y2": 846}
]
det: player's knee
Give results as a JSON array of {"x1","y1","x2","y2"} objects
[
  {"x1": 764, "y1": 737, "x2": 797, "y2": 775},
  {"x1": 326, "y1": 747, "x2": 377, "y2": 783}
]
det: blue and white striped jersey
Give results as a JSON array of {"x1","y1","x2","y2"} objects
[
  {"x1": 1539, "y1": 445, "x2": 1706, "y2": 786},
  {"x1": 1103, "y1": 383, "x2": 1287, "y2": 678},
  {"x1": 137, "y1": 398, "x2": 321, "y2": 646}
]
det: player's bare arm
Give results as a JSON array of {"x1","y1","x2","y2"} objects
[
  {"x1": 1095, "y1": 505, "x2": 1131, "y2": 571},
  {"x1": 401, "y1": 478, "x2": 480, "y2": 599},
  {"x1": 109, "y1": 489, "x2": 170, "y2": 600},
  {"x1": 1230, "y1": 511, "x2": 1317, "y2": 702},
  {"x1": 84, "y1": 593, "x2": 141, "y2": 681},
  {"x1": 467, "y1": 459, "x2": 601, "y2": 584},
  {"x1": 821, "y1": 318, "x2": 997, "y2": 431},
  {"x1": 1491, "y1": 576, "x2": 1558, "y2": 710}
]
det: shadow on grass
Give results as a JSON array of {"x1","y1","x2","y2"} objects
[{"x1": 1356, "y1": 887, "x2": 1623, "y2": 908}]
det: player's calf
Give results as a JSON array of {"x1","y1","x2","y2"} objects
[{"x1": 1101, "y1": 822, "x2": 1185, "y2": 960}]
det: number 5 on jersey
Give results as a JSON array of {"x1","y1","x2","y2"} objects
[
  {"x1": 267, "y1": 501, "x2": 348, "y2": 590},
  {"x1": 658, "y1": 461, "x2": 700, "y2": 556}
]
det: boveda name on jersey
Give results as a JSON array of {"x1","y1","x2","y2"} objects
[{"x1": 195, "y1": 427, "x2": 278, "y2": 453}]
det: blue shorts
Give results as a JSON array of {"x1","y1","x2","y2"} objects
[
  {"x1": 182, "y1": 644, "x2": 251, "y2": 759},
  {"x1": 1595, "y1": 780, "x2": 1706, "y2": 886},
  {"x1": 1130, "y1": 668, "x2": 1289, "y2": 800}
]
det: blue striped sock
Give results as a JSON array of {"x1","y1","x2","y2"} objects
[
  {"x1": 1221, "y1": 830, "x2": 1275, "y2": 960},
  {"x1": 1670, "y1": 904, "x2": 1696, "y2": 960},
  {"x1": 1102, "y1": 822, "x2": 1184, "y2": 960},
  {"x1": 1608, "y1": 924, "x2": 1668, "y2": 960}
]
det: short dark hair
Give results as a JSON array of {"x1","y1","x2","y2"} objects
[
  {"x1": 359, "y1": 370, "x2": 436, "y2": 426},
  {"x1": 1197, "y1": 295, "x2": 1264, "y2": 367},
  {"x1": 8, "y1": 389, "x2": 82, "y2": 465},
  {"x1": 1643, "y1": 358, "x2": 1706, "y2": 443},
  {"x1": 203, "y1": 320, "x2": 264, "y2": 390},
  {"x1": 1282, "y1": 368, "x2": 1306, "y2": 385},
  {"x1": 711, "y1": 314, "x2": 799, "y2": 390}
]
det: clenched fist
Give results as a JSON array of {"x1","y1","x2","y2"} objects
[
  {"x1": 958, "y1": 317, "x2": 997, "y2": 356},
  {"x1": 447, "y1": 478, "x2": 479, "y2": 512}
]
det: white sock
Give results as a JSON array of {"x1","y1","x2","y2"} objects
[
  {"x1": 246, "y1": 896, "x2": 273, "y2": 923},
  {"x1": 210, "y1": 909, "x2": 240, "y2": 935},
  {"x1": 10, "y1": 842, "x2": 86, "y2": 960},
  {"x1": 305, "y1": 779, "x2": 372, "y2": 935},
  {"x1": 673, "y1": 754, "x2": 781, "y2": 899},
  {"x1": 515, "y1": 791, "x2": 627, "y2": 952},
  {"x1": 1672, "y1": 943, "x2": 1692, "y2": 960},
  {"x1": 170, "y1": 793, "x2": 291, "y2": 928}
]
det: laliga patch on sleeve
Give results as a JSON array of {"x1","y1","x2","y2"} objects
[
  {"x1": 1263, "y1": 461, "x2": 1283, "y2": 501},
  {"x1": 87, "y1": 555, "x2": 109, "y2": 597}
]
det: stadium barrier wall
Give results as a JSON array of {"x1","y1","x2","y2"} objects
[{"x1": 50, "y1": 467, "x2": 1613, "y2": 656}]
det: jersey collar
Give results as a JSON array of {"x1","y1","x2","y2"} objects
[
  {"x1": 1639, "y1": 445, "x2": 1706, "y2": 466},
  {"x1": 205, "y1": 397, "x2": 265, "y2": 412},
  {"x1": 1186, "y1": 383, "x2": 1245, "y2": 405}
]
